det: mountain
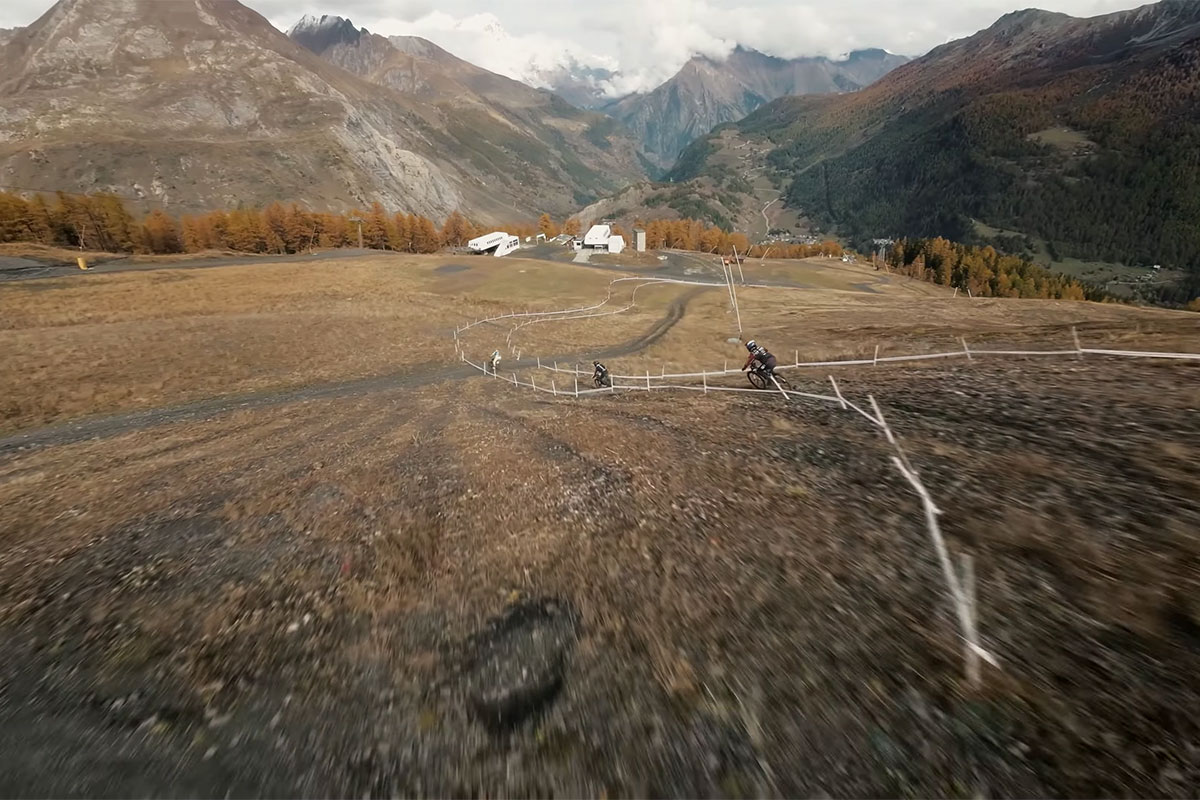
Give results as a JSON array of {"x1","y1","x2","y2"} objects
[
  {"x1": 668, "y1": 1, "x2": 1200, "y2": 296},
  {"x1": 530, "y1": 60, "x2": 618, "y2": 109},
  {"x1": 286, "y1": 14, "x2": 644, "y2": 212},
  {"x1": 0, "y1": 1, "x2": 643, "y2": 222},
  {"x1": 604, "y1": 47, "x2": 908, "y2": 169},
  {"x1": 0, "y1": 28, "x2": 16, "y2": 46},
  {"x1": 0, "y1": 0, "x2": 471, "y2": 217}
]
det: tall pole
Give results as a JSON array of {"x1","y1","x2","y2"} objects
[
  {"x1": 729, "y1": 266, "x2": 743, "y2": 334},
  {"x1": 721, "y1": 257, "x2": 737, "y2": 313},
  {"x1": 349, "y1": 217, "x2": 364, "y2": 249},
  {"x1": 733, "y1": 246, "x2": 745, "y2": 284}
]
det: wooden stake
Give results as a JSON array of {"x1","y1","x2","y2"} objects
[{"x1": 829, "y1": 375, "x2": 847, "y2": 409}]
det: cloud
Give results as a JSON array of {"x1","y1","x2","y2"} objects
[{"x1": 369, "y1": 9, "x2": 622, "y2": 90}]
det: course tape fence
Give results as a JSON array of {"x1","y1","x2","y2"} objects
[
  {"x1": 455, "y1": 274, "x2": 1200, "y2": 379},
  {"x1": 454, "y1": 276, "x2": 1199, "y2": 686}
]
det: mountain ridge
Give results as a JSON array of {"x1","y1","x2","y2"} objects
[
  {"x1": 602, "y1": 46, "x2": 908, "y2": 169},
  {"x1": 286, "y1": 14, "x2": 645, "y2": 212}
]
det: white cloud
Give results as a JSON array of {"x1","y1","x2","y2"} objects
[
  {"x1": 0, "y1": 0, "x2": 1155, "y2": 95},
  {"x1": 367, "y1": 9, "x2": 622, "y2": 91}
]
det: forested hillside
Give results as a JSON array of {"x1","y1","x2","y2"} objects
[{"x1": 671, "y1": 1, "x2": 1200, "y2": 305}]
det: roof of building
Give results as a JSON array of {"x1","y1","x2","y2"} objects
[{"x1": 583, "y1": 224, "x2": 612, "y2": 245}]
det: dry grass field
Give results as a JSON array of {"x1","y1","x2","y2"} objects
[{"x1": 1, "y1": 251, "x2": 1199, "y2": 797}]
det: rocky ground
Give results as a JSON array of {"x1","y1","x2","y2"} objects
[{"x1": 1, "y1": 350, "x2": 1198, "y2": 797}]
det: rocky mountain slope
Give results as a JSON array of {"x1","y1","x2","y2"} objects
[
  {"x1": 604, "y1": 47, "x2": 907, "y2": 170},
  {"x1": 0, "y1": 0, "x2": 644, "y2": 221},
  {"x1": 287, "y1": 14, "x2": 645, "y2": 209},
  {"x1": 668, "y1": 0, "x2": 1200, "y2": 297}
]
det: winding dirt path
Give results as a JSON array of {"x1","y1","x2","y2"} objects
[{"x1": 0, "y1": 287, "x2": 712, "y2": 454}]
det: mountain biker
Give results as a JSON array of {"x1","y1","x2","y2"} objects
[
  {"x1": 742, "y1": 339, "x2": 777, "y2": 376},
  {"x1": 593, "y1": 360, "x2": 610, "y2": 386},
  {"x1": 490, "y1": 349, "x2": 501, "y2": 373}
]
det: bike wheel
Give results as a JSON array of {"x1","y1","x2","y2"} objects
[
  {"x1": 747, "y1": 370, "x2": 768, "y2": 390},
  {"x1": 772, "y1": 372, "x2": 791, "y2": 390},
  {"x1": 593, "y1": 377, "x2": 603, "y2": 389}
]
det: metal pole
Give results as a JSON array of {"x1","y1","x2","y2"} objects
[
  {"x1": 721, "y1": 258, "x2": 737, "y2": 314},
  {"x1": 729, "y1": 273, "x2": 743, "y2": 334}
]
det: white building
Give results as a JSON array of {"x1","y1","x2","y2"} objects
[
  {"x1": 583, "y1": 224, "x2": 612, "y2": 248},
  {"x1": 468, "y1": 231, "x2": 520, "y2": 257},
  {"x1": 607, "y1": 235, "x2": 625, "y2": 254},
  {"x1": 633, "y1": 228, "x2": 646, "y2": 252}
]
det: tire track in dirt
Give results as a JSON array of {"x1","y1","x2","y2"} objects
[{"x1": 0, "y1": 287, "x2": 713, "y2": 454}]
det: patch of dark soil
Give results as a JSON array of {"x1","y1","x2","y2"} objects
[
  {"x1": 434, "y1": 263, "x2": 471, "y2": 274},
  {"x1": 461, "y1": 598, "x2": 579, "y2": 734}
]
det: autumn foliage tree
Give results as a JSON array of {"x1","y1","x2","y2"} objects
[
  {"x1": 140, "y1": 210, "x2": 182, "y2": 254},
  {"x1": 441, "y1": 211, "x2": 473, "y2": 248},
  {"x1": 538, "y1": 213, "x2": 559, "y2": 238},
  {"x1": 0, "y1": 191, "x2": 464, "y2": 256}
]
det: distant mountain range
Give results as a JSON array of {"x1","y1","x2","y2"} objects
[
  {"x1": 603, "y1": 47, "x2": 908, "y2": 170},
  {"x1": 0, "y1": 0, "x2": 905, "y2": 220},
  {"x1": 647, "y1": 0, "x2": 1200, "y2": 296},
  {"x1": 15, "y1": 0, "x2": 1194, "y2": 299}
]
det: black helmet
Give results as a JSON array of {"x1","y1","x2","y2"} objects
[
  {"x1": 745, "y1": 340, "x2": 756, "y2": 351},
  {"x1": 593, "y1": 360, "x2": 600, "y2": 367}
]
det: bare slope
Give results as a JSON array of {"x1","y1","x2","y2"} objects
[
  {"x1": 0, "y1": 254, "x2": 1198, "y2": 796},
  {"x1": 288, "y1": 15, "x2": 645, "y2": 213}
]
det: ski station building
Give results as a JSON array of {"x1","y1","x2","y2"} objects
[
  {"x1": 582, "y1": 224, "x2": 626, "y2": 254},
  {"x1": 468, "y1": 231, "x2": 521, "y2": 257}
]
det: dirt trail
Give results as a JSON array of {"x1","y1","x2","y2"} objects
[
  {"x1": 0, "y1": 287, "x2": 713, "y2": 454},
  {"x1": 0, "y1": 249, "x2": 381, "y2": 283}
]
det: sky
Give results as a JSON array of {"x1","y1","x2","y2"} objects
[{"x1": 2, "y1": 0, "x2": 1151, "y2": 94}]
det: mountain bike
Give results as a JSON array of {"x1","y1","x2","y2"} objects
[{"x1": 746, "y1": 361, "x2": 790, "y2": 391}]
